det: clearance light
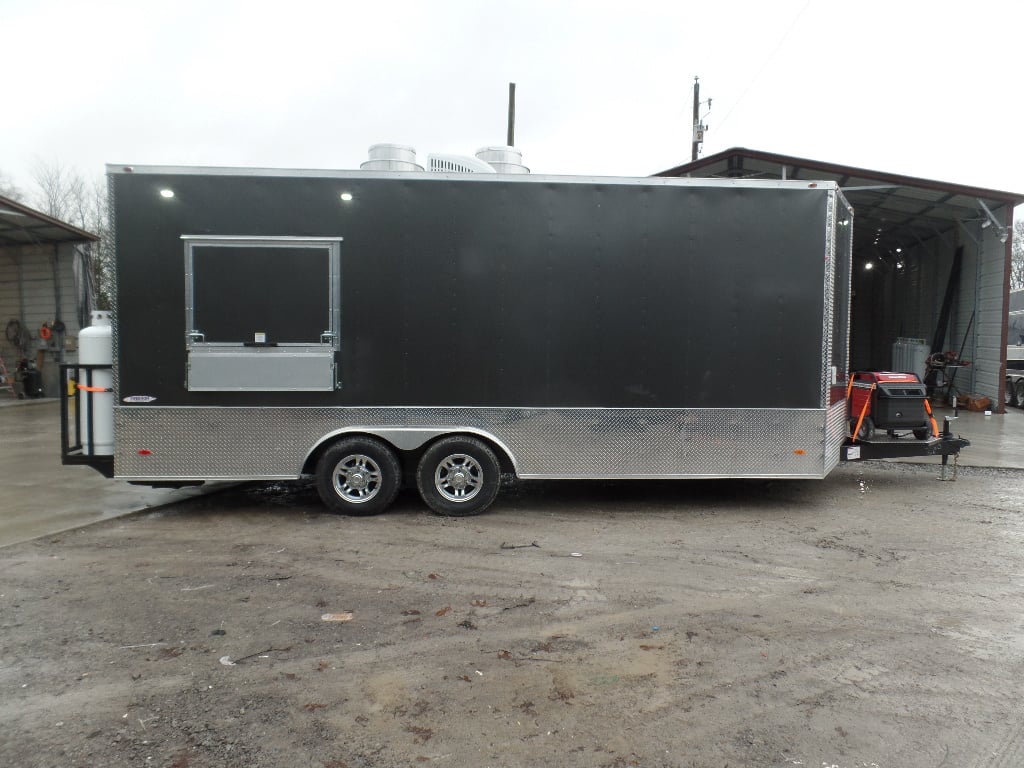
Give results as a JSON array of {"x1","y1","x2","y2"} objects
[
  {"x1": 160, "y1": 189, "x2": 175, "y2": 198},
  {"x1": 340, "y1": 192, "x2": 353, "y2": 202},
  {"x1": 864, "y1": 262, "x2": 874, "y2": 271},
  {"x1": 138, "y1": 449, "x2": 153, "y2": 456}
]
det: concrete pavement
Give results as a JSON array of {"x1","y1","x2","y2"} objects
[
  {"x1": 1, "y1": 399, "x2": 1022, "y2": 548},
  {"x1": 0, "y1": 399, "x2": 214, "y2": 547},
  {"x1": 898, "y1": 404, "x2": 1024, "y2": 469}
]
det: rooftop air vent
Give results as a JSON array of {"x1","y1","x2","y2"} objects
[
  {"x1": 475, "y1": 146, "x2": 529, "y2": 174},
  {"x1": 360, "y1": 143, "x2": 424, "y2": 172},
  {"x1": 427, "y1": 154, "x2": 498, "y2": 174}
]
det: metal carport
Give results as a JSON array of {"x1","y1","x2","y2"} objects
[
  {"x1": 656, "y1": 148, "x2": 1024, "y2": 411},
  {"x1": 0, "y1": 195, "x2": 98, "y2": 398}
]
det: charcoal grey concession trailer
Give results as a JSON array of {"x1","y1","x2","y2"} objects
[{"x1": 62, "y1": 165, "x2": 854, "y2": 515}]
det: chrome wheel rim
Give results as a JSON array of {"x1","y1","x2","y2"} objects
[
  {"x1": 434, "y1": 453, "x2": 483, "y2": 503},
  {"x1": 332, "y1": 454, "x2": 382, "y2": 503}
]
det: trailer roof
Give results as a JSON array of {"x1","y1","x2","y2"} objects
[
  {"x1": 107, "y1": 163, "x2": 838, "y2": 192},
  {"x1": 0, "y1": 194, "x2": 99, "y2": 246},
  {"x1": 655, "y1": 147, "x2": 1023, "y2": 256}
]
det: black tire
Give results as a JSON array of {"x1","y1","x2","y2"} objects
[
  {"x1": 315, "y1": 437, "x2": 401, "y2": 515},
  {"x1": 852, "y1": 416, "x2": 874, "y2": 441},
  {"x1": 1015, "y1": 381, "x2": 1024, "y2": 409},
  {"x1": 1006, "y1": 379, "x2": 1018, "y2": 408},
  {"x1": 912, "y1": 427, "x2": 931, "y2": 440},
  {"x1": 416, "y1": 436, "x2": 501, "y2": 517}
]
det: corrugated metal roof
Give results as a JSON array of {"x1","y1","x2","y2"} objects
[
  {"x1": 656, "y1": 147, "x2": 1023, "y2": 257},
  {"x1": 0, "y1": 195, "x2": 99, "y2": 246}
]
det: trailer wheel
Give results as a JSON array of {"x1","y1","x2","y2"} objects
[
  {"x1": 416, "y1": 436, "x2": 501, "y2": 517},
  {"x1": 316, "y1": 437, "x2": 401, "y2": 515},
  {"x1": 1008, "y1": 379, "x2": 1024, "y2": 409}
]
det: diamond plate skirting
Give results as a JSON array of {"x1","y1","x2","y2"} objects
[
  {"x1": 115, "y1": 406, "x2": 841, "y2": 480},
  {"x1": 824, "y1": 400, "x2": 847, "y2": 474}
]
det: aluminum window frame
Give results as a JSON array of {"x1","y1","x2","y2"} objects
[
  {"x1": 183, "y1": 236, "x2": 341, "y2": 350},
  {"x1": 182, "y1": 236, "x2": 342, "y2": 392}
]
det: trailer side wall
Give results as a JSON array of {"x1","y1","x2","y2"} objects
[
  {"x1": 109, "y1": 170, "x2": 847, "y2": 480},
  {"x1": 114, "y1": 173, "x2": 828, "y2": 409}
]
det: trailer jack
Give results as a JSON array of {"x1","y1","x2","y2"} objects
[{"x1": 939, "y1": 417, "x2": 960, "y2": 481}]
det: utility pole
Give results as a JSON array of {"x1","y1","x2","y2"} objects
[
  {"x1": 691, "y1": 76, "x2": 710, "y2": 161},
  {"x1": 691, "y1": 77, "x2": 700, "y2": 162},
  {"x1": 507, "y1": 82, "x2": 516, "y2": 147}
]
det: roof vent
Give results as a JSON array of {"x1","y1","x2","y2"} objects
[
  {"x1": 427, "y1": 154, "x2": 497, "y2": 174},
  {"x1": 360, "y1": 143, "x2": 424, "y2": 172},
  {"x1": 475, "y1": 146, "x2": 529, "y2": 174}
]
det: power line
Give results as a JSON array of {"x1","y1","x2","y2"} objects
[{"x1": 715, "y1": 0, "x2": 813, "y2": 132}]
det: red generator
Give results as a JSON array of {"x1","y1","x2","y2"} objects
[{"x1": 848, "y1": 372, "x2": 936, "y2": 440}]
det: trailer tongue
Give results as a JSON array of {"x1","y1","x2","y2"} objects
[{"x1": 842, "y1": 425, "x2": 969, "y2": 477}]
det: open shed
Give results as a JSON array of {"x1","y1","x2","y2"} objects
[
  {"x1": 0, "y1": 195, "x2": 98, "y2": 398},
  {"x1": 657, "y1": 149, "x2": 1024, "y2": 411}
]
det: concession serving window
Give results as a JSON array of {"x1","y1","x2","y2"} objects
[{"x1": 183, "y1": 236, "x2": 341, "y2": 391}]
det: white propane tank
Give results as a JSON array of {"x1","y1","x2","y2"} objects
[{"x1": 78, "y1": 311, "x2": 114, "y2": 456}]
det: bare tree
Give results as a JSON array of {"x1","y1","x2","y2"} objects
[
  {"x1": 83, "y1": 176, "x2": 113, "y2": 311},
  {"x1": 32, "y1": 160, "x2": 91, "y2": 224},
  {"x1": 0, "y1": 169, "x2": 25, "y2": 201},
  {"x1": 31, "y1": 160, "x2": 112, "y2": 310},
  {"x1": 1012, "y1": 219, "x2": 1024, "y2": 292}
]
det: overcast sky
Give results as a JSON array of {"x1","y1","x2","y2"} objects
[{"x1": 2, "y1": 0, "x2": 1022, "y2": 203}]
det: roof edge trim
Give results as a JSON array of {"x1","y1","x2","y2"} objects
[{"x1": 655, "y1": 147, "x2": 1024, "y2": 206}]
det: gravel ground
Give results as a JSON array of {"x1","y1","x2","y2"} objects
[{"x1": 2, "y1": 461, "x2": 1023, "y2": 768}]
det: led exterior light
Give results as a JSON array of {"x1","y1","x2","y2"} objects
[
  {"x1": 340, "y1": 192, "x2": 353, "y2": 202},
  {"x1": 160, "y1": 189, "x2": 174, "y2": 198},
  {"x1": 865, "y1": 262, "x2": 874, "y2": 271}
]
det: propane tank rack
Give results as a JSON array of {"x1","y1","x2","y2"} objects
[{"x1": 60, "y1": 362, "x2": 115, "y2": 478}]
